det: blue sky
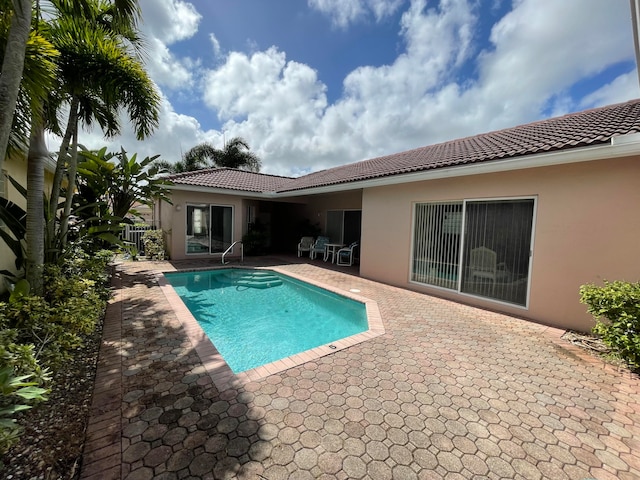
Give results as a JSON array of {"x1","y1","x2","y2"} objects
[{"x1": 67, "y1": 0, "x2": 640, "y2": 177}]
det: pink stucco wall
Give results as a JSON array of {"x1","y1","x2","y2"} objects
[
  {"x1": 158, "y1": 190, "x2": 245, "y2": 261},
  {"x1": 359, "y1": 156, "x2": 640, "y2": 331}
]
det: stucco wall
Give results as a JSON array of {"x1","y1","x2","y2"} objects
[
  {"x1": 158, "y1": 190, "x2": 245, "y2": 261},
  {"x1": 301, "y1": 190, "x2": 363, "y2": 235},
  {"x1": 360, "y1": 156, "x2": 640, "y2": 331}
]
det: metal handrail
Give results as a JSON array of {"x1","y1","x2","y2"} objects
[{"x1": 222, "y1": 241, "x2": 243, "y2": 265}]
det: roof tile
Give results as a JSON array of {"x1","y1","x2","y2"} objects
[{"x1": 169, "y1": 99, "x2": 640, "y2": 194}]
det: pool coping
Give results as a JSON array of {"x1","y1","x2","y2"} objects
[{"x1": 156, "y1": 266, "x2": 385, "y2": 391}]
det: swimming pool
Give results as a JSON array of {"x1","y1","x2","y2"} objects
[{"x1": 165, "y1": 268, "x2": 368, "y2": 373}]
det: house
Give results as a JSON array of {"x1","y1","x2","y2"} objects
[
  {"x1": 156, "y1": 99, "x2": 640, "y2": 332},
  {"x1": 0, "y1": 155, "x2": 57, "y2": 290}
]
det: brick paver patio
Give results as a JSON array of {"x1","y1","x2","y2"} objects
[{"x1": 80, "y1": 257, "x2": 640, "y2": 480}]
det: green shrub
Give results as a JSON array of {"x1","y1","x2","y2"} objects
[
  {"x1": 54, "y1": 247, "x2": 113, "y2": 302},
  {"x1": 0, "y1": 367, "x2": 49, "y2": 458},
  {"x1": 0, "y1": 245, "x2": 111, "y2": 462},
  {"x1": 0, "y1": 250, "x2": 111, "y2": 372},
  {"x1": 0, "y1": 330, "x2": 50, "y2": 457},
  {"x1": 142, "y1": 229, "x2": 166, "y2": 260},
  {"x1": 580, "y1": 280, "x2": 640, "y2": 368},
  {"x1": 0, "y1": 296, "x2": 82, "y2": 371}
]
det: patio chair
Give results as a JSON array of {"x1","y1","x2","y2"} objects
[
  {"x1": 336, "y1": 242, "x2": 358, "y2": 266},
  {"x1": 297, "y1": 236, "x2": 315, "y2": 257},
  {"x1": 469, "y1": 246, "x2": 509, "y2": 293},
  {"x1": 310, "y1": 236, "x2": 330, "y2": 260}
]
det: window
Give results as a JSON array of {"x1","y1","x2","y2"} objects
[
  {"x1": 412, "y1": 198, "x2": 535, "y2": 307},
  {"x1": 186, "y1": 204, "x2": 233, "y2": 254}
]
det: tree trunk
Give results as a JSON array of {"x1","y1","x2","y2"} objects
[
  {"x1": 26, "y1": 121, "x2": 47, "y2": 296},
  {"x1": 60, "y1": 126, "x2": 79, "y2": 248},
  {"x1": 48, "y1": 96, "x2": 79, "y2": 243},
  {"x1": 0, "y1": 0, "x2": 32, "y2": 170}
]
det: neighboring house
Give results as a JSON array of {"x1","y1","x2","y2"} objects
[
  {"x1": 156, "y1": 99, "x2": 640, "y2": 332},
  {"x1": 129, "y1": 201, "x2": 154, "y2": 225},
  {"x1": 0, "y1": 154, "x2": 57, "y2": 291}
]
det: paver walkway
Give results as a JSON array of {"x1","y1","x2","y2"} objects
[{"x1": 80, "y1": 257, "x2": 640, "y2": 480}]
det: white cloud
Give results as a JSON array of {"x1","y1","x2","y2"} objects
[
  {"x1": 474, "y1": 0, "x2": 635, "y2": 126},
  {"x1": 580, "y1": 72, "x2": 640, "y2": 109},
  {"x1": 308, "y1": 0, "x2": 405, "y2": 28},
  {"x1": 138, "y1": 0, "x2": 200, "y2": 44},
  {"x1": 202, "y1": 48, "x2": 329, "y2": 174},
  {"x1": 46, "y1": 1, "x2": 209, "y2": 166},
  {"x1": 192, "y1": 0, "x2": 640, "y2": 175},
  {"x1": 70, "y1": 0, "x2": 640, "y2": 178},
  {"x1": 209, "y1": 33, "x2": 223, "y2": 59},
  {"x1": 136, "y1": 0, "x2": 202, "y2": 90},
  {"x1": 143, "y1": 37, "x2": 194, "y2": 89}
]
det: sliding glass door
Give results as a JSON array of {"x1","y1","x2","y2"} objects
[
  {"x1": 412, "y1": 198, "x2": 535, "y2": 306},
  {"x1": 186, "y1": 204, "x2": 233, "y2": 254},
  {"x1": 412, "y1": 203, "x2": 463, "y2": 290},
  {"x1": 326, "y1": 210, "x2": 362, "y2": 245},
  {"x1": 210, "y1": 205, "x2": 233, "y2": 253}
]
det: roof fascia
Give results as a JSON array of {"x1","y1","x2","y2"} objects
[{"x1": 275, "y1": 139, "x2": 640, "y2": 197}]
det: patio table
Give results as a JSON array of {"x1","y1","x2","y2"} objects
[{"x1": 324, "y1": 243, "x2": 344, "y2": 263}]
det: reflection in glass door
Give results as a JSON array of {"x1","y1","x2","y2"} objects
[
  {"x1": 185, "y1": 204, "x2": 233, "y2": 254},
  {"x1": 186, "y1": 205, "x2": 210, "y2": 254},
  {"x1": 210, "y1": 205, "x2": 233, "y2": 253}
]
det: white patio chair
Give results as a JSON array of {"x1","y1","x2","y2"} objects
[
  {"x1": 336, "y1": 242, "x2": 359, "y2": 266},
  {"x1": 297, "y1": 236, "x2": 314, "y2": 257}
]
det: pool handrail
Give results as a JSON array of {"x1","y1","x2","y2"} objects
[{"x1": 222, "y1": 241, "x2": 243, "y2": 265}]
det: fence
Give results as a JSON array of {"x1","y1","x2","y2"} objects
[{"x1": 122, "y1": 224, "x2": 155, "y2": 253}]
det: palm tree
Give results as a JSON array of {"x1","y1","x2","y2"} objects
[
  {"x1": 0, "y1": 0, "x2": 32, "y2": 171},
  {"x1": 178, "y1": 137, "x2": 261, "y2": 173},
  {"x1": 20, "y1": 0, "x2": 159, "y2": 293},
  {"x1": 156, "y1": 138, "x2": 261, "y2": 174},
  {"x1": 0, "y1": 0, "x2": 58, "y2": 169},
  {"x1": 154, "y1": 153, "x2": 208, "y2": 174},
  {"x1": 213, "y1": 137, "x2": 261, "y2": 172},
  {"x1": 46, "y1": 0, "x2": 159, "y2": 251},
  {"x1": 1, "y1": 1, "x2": 58, "y2": 293}
]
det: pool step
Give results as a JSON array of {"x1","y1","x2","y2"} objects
[{"x1": 216, "y1": 271, "x2": 283, "y2": 289}]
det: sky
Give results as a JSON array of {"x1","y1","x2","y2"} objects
[{"x1": 58, "y1": 0, "x2": 640, "y2": 177}]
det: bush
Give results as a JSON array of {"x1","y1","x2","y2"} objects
[
  {"x1": 142, "y1": 229, "x2": 166, "y2": 260},
  {"x1": 0, "y1": 246, "x2": 112, "y2": 458},
  {"x1": 0, "y1": 330, "x2": 50, "y2": 457},
  {"x1": 0, "y1": 367, "x2": 49, "y2": 459},
  {"x1": 580, "y1": 280, "x2": 640, "y2": 368}
]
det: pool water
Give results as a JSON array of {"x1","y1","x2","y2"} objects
[{"x1": 165, "y1": 269, "x2": 368, "y2": 373}]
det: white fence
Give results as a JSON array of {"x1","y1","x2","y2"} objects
[{"x1": 122, "y1": 224, "x2": 155, "y2": 253}]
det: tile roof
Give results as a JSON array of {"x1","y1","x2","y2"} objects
[
  {"x1": 168, "y1": 168, "x2": 295, "y2": 193},
  {"x1": 170, "y1": 99, "x2": 640, "y2": 194}
]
